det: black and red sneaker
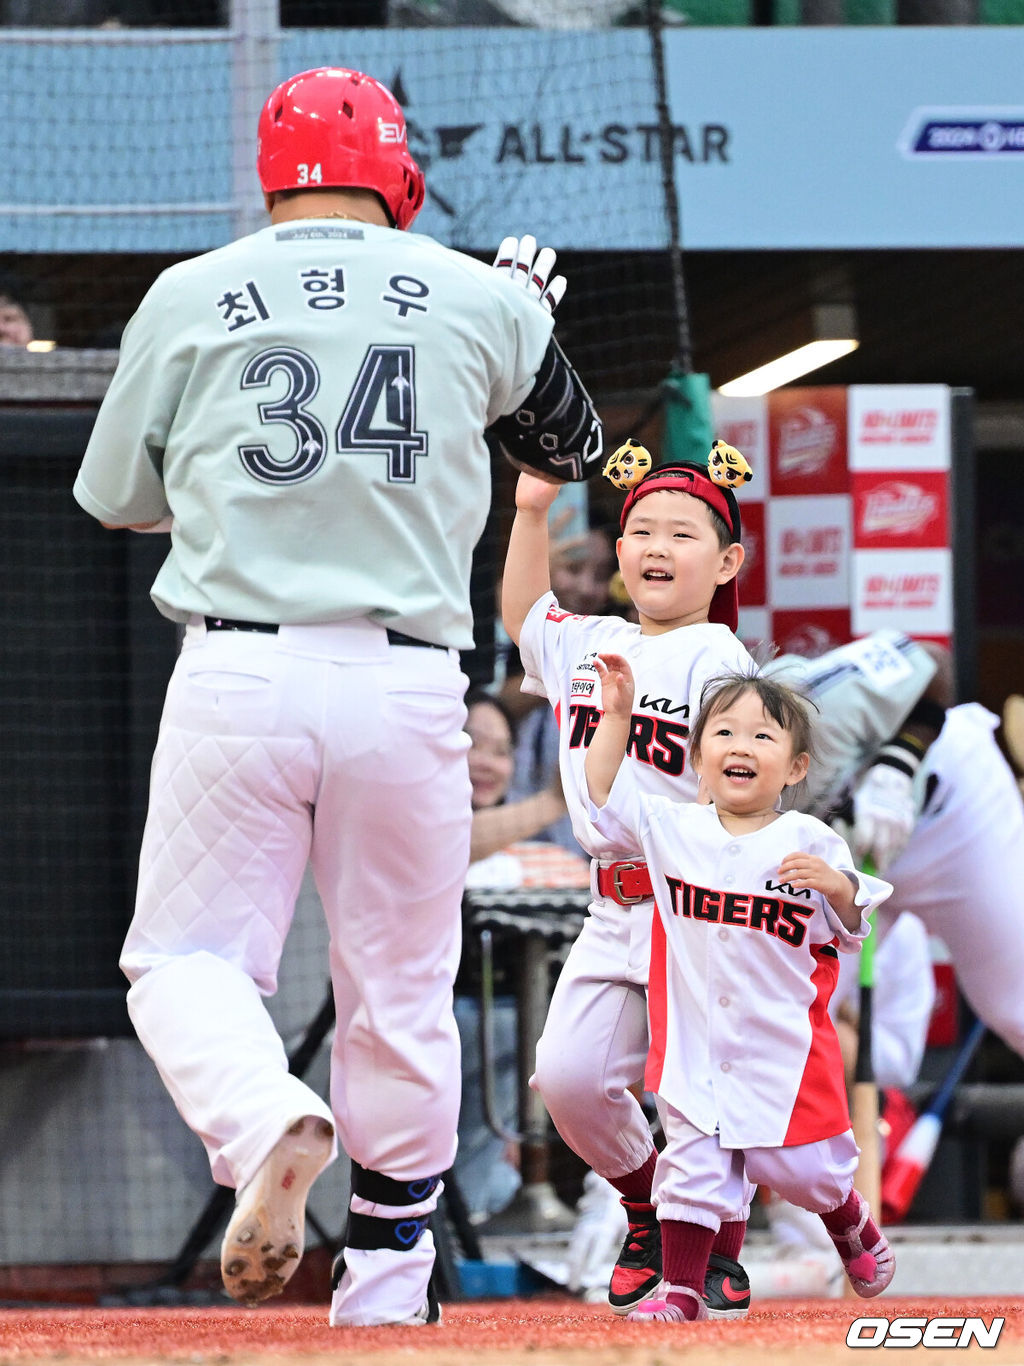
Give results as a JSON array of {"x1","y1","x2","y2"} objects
[
  {"x1": 702, "y1": 1252, "x2": 751, "y2": 1319},
  {"x1": 608, "y1": 1200, "x2": 663, "y2": 1316}
]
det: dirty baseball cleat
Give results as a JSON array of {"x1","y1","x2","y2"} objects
[
  {"x1": 827, "y1": 1193, "x2": 895, "y2": 1298},
  {"x1": 221, "y1": 1114, "x2": 334, "y2": 1305},
  {"x1": 703, "y1": 1251, "x2": 751, "y2": 1319},
  {"x1": 608, "y1": 1200, "x2": 663, "y2": 1316},
  {"x1": 626, "y1": 1284, "x2": 709, "y2": 1323}
]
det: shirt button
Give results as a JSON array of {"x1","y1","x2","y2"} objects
[
  {"x1": 727, "y1": 844, "x2": 740, "y2": 856},
  {"x1": 718, "y1": 929, "x2": 728, "y2": 941},
  {"x1": 721, "y1": 1061, "x2": 731, "y2": 1073},
  {"x1": 719, "y1": 996, "x2": 730, "y2": 1007},
  {"x1": 724, "y1": 874, "x2": 735, "y2": 886}
]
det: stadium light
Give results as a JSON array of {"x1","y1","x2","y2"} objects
[{"x1": 717, "y1": 304, "x2": 858, "y2": 397}]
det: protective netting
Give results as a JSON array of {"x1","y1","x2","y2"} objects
[
  {"x1": 3, "y1": 1, "x2": 1022, "y2": 1291},
  {"x1": 0, "y1": 5, "x2": 680, "y2": 1286}
]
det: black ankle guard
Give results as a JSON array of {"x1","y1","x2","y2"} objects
[
  {"x1": 350, "y1": 1161, "x2": 442, "y2": 1207},
  {"x1": 345, "y1": 1209, "x2": 430, "y2": 1252}
]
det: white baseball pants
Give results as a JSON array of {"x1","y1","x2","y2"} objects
[
  {"x1": 654, "y1": 1099, "x2": 859, "y2": 1229},
  {"x1": 532, "y1": 892, "x2": 659, "y2": 1180},
  {"x1": 121, "y1": 618, "x2": 471, "y2": 1192},
  {"x1": 879, "y1": 704, "x2": 1024, "y2": 1062}
]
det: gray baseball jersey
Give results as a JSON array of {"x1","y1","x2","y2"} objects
[
  {"x1": 764, "y1": 631, "x2": 937, "y2": 817},
  {"x1": 74, "y1": 220, "x2": 553, "y2": 647}
]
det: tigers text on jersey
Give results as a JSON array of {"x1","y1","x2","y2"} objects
[
  {"x1": 518, "y1": 591, "x2": 756, "y2": 861},
  {"x1": 589, "y1": 783, "x2": 892, "y2": 1148},
  {"x1": 73, "y1": 220, "x2": 553, "y2": 647}
]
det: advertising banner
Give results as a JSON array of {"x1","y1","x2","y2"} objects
[{"x1": 714, "y1": 383, "x2": 953, "y2": 655}]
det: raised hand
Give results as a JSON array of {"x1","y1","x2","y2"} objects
[
  {"x1": 492, "y1": 234, "x2": 567, "y2": 314},
  {"x1": 592, "y1": 652, "x2": 635, "y2": 719}
]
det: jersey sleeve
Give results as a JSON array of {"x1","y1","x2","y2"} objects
[
  {"x1": 481, "y1": 273, "x2": 556, "y2": 427},
  {"x1": 73, "y1": 272, "x2": 183, "y2": 526},
  {"x1": 805, "y1": 817, "x2": 893, "y2": 949},
  {"x1": 584, "y1": 756, "x2": 648, "y2": 850},
  {"x1": 517, "y1": 590, "x2": 591, "y2": 701}
]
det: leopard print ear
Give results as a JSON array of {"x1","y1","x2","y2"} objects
[
  {"x1": 707, "y1": 438, "x2": 753, "y2": 489},
  {"x1": 602, "y1": 438, "x2": 653, "y2": 492}
]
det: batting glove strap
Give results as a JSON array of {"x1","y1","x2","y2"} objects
[
  {"x1": 873, "y1": 734, "x2": 926, "y2": 781},
  {"x1": 344, "y1": 1210, "x2": 431, "y2": 1252}
]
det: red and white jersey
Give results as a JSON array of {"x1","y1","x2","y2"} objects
[
  {"x1": 590, "y1": 781, "x2": 891, "y2": 1148},
  {"x1": 518, "y1": 591, "x2": 756, "y2": 860}
]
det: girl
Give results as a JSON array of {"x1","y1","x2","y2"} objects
[{"x1": 584, "y1": 656, "x2": 895, "y2": 1322}]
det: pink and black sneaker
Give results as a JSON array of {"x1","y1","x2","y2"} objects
[
  {"x1": 626, "y1": 1284, "x2": 709, "y2": 1323},
  {"x1": 826, "y1": 1193, "x2": 895, "y2": 1297}
]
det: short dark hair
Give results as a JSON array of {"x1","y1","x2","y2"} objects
[{"x1": 689, "y1": 671, "x2": 818, "y2": 766}]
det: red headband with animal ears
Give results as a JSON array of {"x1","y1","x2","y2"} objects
[{"x1": 619, "y1": 462, "x2": 741, "y2": 542}]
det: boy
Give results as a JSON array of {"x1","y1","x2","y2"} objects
[{"x1": 501, "y1": 453, "x2": 755, "y2": 1316}]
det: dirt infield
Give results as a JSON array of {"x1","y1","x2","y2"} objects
[{"x1": 1, "y1": 1297, "x2": 1022, "y2": 1365}]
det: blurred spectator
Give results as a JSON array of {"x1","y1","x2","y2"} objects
[
  {"x1": 0, "y1": 293, "x2": 33, "y2": 348},
  {"x1": 454, "y1": 688, "x2": 589, "y2": 1220}
]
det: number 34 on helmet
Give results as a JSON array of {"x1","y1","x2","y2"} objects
[{"x1": 256, "y1": 67, "x2": 426, "y2": 231}]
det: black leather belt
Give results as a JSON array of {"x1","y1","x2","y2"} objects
[{"x1": 203, "y1": 617, "x2": 446, "y2": 651}]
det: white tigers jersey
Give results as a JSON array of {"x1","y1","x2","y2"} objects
[
  {"x1": 74, "y1": 220, "x2": 553, "y2": 647},
  {"x1": 589, "y1": 783, "x2": 891, "y2": 1148},
  {"x1": 518, "y1": 591, "x2": 757, "y2": 861}
]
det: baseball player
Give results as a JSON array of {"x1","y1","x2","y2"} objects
[
  {"x1": 584, "y1": 656, "x2": 894, "y2": 1322},
  {"x1": 765, "y1": 638, "x2": 1024, "y2": 1069},
  {"x1": 502, "y1": 456, "x2": 758, "y2": 1316},
  {"x1": 72, "y1": 68, "x2": 602, "y2": 1328}
]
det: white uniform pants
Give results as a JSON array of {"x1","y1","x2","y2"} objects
[
  {"x1": 878, "y1": 704, "x2": 1024, "y2": 1062},
  {"x1": 655, "y1": 1099, "x2": 859, "y2": 1230},
  {"x1": 532, "y1": 893, "x2": 656, "y2": 1180},
  {"x1": 121, "y1": 619, "x2": 471, "y2": 1191}
]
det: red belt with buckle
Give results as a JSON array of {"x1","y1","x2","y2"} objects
[{"x1": 596, "y1": 860, "x2": 653, "y2": 905}]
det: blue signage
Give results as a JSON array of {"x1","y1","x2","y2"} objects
[{"x1": 2, "y1": 26, "x2": 1024, "y2": 252}]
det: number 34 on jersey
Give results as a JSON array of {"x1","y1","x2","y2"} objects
[{"x1": 216, "y1": 269, "x2": 432, "y2": 487}]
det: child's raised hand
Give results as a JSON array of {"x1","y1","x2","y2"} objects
[
  {"x1": 777, "y1": 851, "x2": 855, "y2": 920},
  {"x1": 515, "y1": 470, "x2": 564, "y2": 513},
  {"x1": 592, "y1": 652, "x2": 635, "y2": 718}
]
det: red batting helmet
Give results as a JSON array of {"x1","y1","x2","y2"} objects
[{"x1": 257, "y1": 67, "x2": 425, "y2": 230}]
